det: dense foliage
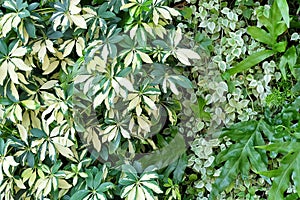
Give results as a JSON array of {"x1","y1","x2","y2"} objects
[{"x1": 0, "y1": 0, "x2": 299, "y2": 199}]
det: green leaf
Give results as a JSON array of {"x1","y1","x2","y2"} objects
[
  {"x1": 279, "y1": 46, "x2": 297, "y2": 79},
  {"x1": 259, "y1": 145, "x2": 300, "y2": 200},
  {"x1": 169, "y1": 75, "x2": 193, "y2": 89},
  {"x1": 210, "y1": 120, "x2": 269, "y2": 199},
  {"x1": 275, "y1": 0, "x2": 290, "y2": 28},
  {"x1": 172, "y1": 154, "x2": 187, "y2": 184},
  {"x1": 223, "y1": 50, "x2": 275, "y2": 77},
  {"x1": 30, "y1": 128, "x2": 47, "y2": 138},
  {"x1": 190, "y1": 97, "x2": 211, "y2": 121},
  {"x1": 137, "y1": 133, "x2": 186, "y2": 170},
  {"x1": 273, "y1": 41, "x2": 287, "y2": 53},
  {"x1": 70, "y1": 190, "x2": 90, "y2": 200},
  {"x1": 247, "y1": 26, "x2": 274, "y2": 45}
]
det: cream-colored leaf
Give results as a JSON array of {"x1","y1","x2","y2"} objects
[
  {"x1": 108, "y1": 126, "x2": 118, "y2": 141},
  {"x1": 21, "y1": 100, "x2": 40, "y2": 110},
  {"x1": 43, "y1": 60, "x2": 59, "y2": 75},
  {"x1": 142, "y1": 186, "x2": 155, "y2": 200},
  {"x1": 127, "y1": 186, "x2": 137, "y2": 200},
  {"x1": 2, "y1": 15, "x2": 13, "y2": 36},
  {"x1": 121, "y1": 184, "x2": 135, "y2": 198},
  {"x1": 11, "y1": 47, "x2": 27, "y2": 57},
  {"x1": 153, "y1": 9, "x2": 159, "y2": 25},
  {"x1": 124, "y1": 51, "x2": 134, "y2": 67},
  {"x1": 75, "y1": 37, "x2": 85, "y2": 56},
  {"x1": 12, "y1": 15, "x2": 21, "y2": 28},
  {"x1": 14, "y1": 104, "x2": 23, "y2": 121},
  {"x1": 70, "y1": 15, "x2": 87, "y2": 29},
  {"x1": 177, "y1": 48, "x2": 200, "y2": 59},
  {"x1": 143, "y1": 96, "x2": 157, "y2": 110},
  {"x1": 175, "y1": 51, "x2": 190, "y2": 65},
  {"x1": 45, "y1": 40, "x2": 56, "y2": 53},
  {"x1": 128, "y1": 96, "x2": 140, "y2": 111},
  {"x1": 55, "y1": 143, "x2": 74, "y2": 159},
  {"x1": 61, "y1": 16, "x2": 69, "y2": 31},
  {"x1": 140, "y1": 173, "x2": 159, "y2": 181},
  {"x1": 17, "y1": 73, "x2": 29, "y2": 84},
  {"x1": 168, "y1": 80, "x2": 179, "y2": 95},
  {"x1": 58, "y1": 179, "x2": 72, "y2": 189},
  {"x1": 52, "y1": 15, "x2": 62, "y2": 31},
  {"x1": 115, "y1": 77, "x2": 134, "y2": 91},
  {"x1": 141, "y1": 181, "x2": 163, "y2": 194},
  {"x1": 10, "y1": 81, "x2": 19, "y2": 101},
  {"x1": 69, "y1": 5, "x2": 81, "y2": 15},
  {"x1": 63, "y1": 40, "x2": 75, "y2": 57},
  {"x1": 8, "y1": 62, "x2": 19, "y2": 84},
  {"x1": 15, "y1": 178, "x2": 26, "y2": 189},
  {"x1": 156, "y1": 7, "x2": 172, "y2": 20},
  {"x1": 92, "y1": 131, "x2": 101, "y2": 152},
  {"x1": 11, "y1": 58, "x2": 31, "y2": 71},
  {"x1": 164, "y1": 6, "x2": 181, "y2": 16},
  {"x1": 38, "y1": 43, "x2": 47, "y2": 62},
  {"x1": 132, "y1": 52, "x2": 138, "y2": 71},
  {"x1": 44, "y1": 179, "x2": 52, "y2": 196},
  {"x1": 136, "y1": 104, "x2": 142, "y2": 116},
  {"x1": 40, "y1": 80, "x2": 59, "y2": 90},
  {"x1": 137, "y1": 116, "x2": 150, "y2": 132},
  {"x1": 111, "y1": 79, "x2": 120, "y2": 94},
  {"x1": 130, "y1": 24, "x2": 138, "y2": 39},
  {"x1": 93, "y1": 91, "x2": 109, "y2": 109},
  {"x1": 120, "y1": 3, "x2": 136, "y2": 10},
  {"x1": 83, "y1": 7, "x2": 97, "y2": 15},
  {"x1": 136, "y1": 186, "x2": 145, "y2": 200},
  {"x1": 28, "y1": 171, "x2": 36, "y2": 187},
  {"x1": 120, "y1": 127, "x2": 130, "y2": 139},
  {"x1": 48, "y1": 143, "x2": 56, "y2": 161},
  {"x1": 174, "y1": 28, "x2": 182, "y2": 47},
  {"x1": 0, "y1": 60, "x2": 8, "y2": 85},
  {"x1": 138, "y1": 51, "x2": 152, "y2": 63},
  {"x1": 17, "y1": 124, "x2": 28, "y2": 143},
  {"x1": 32, "y1": 40, "x2": 42, "y2": 53}
]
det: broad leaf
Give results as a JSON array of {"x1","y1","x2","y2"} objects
[
  {"x1": 258, "y1": 142, "x2": 300, "y2": 200},
  {"x1": 210, "y1": 120, "x2": 270, "y2": 199},
  {"x1": 222, "y1": 50, "x2": 275, "y2": 80}
]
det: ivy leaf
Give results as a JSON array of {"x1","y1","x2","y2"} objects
[{"x1": 210, "y1": 120, "x2": 269, "y2": 199}]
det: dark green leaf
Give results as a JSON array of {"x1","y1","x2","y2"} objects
[
  {"x1": 69, "y1": 190, "x2": 90, "y2": 200},
  {"x1": 30, "y1": 128, "x2": 47, "y2": 138},
  {"x1": 211, "y1": 120, "x2": 268, "y2": 198},
  {"x1": 172, "y1": 154, "x2": 187, "y2": 184},
  {"x1": 25, "y1": 22, "x2": 36, "y2": 38}
]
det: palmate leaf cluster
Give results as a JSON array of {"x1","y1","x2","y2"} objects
[
  {"x1": 0, "y1": 0, "x2": 200, "y2": 199},
  {"x1": 0, "y1": 0, "x2": 299, "y2": 199}
]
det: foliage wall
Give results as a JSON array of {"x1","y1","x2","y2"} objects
[{"x1": 0, "y1": 0, "x2": 299, "y2": 199}]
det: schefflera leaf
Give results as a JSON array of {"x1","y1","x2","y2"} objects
[
  {"x1": 210, "y1": 120, "x2": 272, "y2": 199},
  {"x1": 257, "y1": 142, "x2": 300, "y2": 200}
]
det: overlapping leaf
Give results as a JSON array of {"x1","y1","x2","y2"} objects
[{"x1": 210, "y1": 120, "x2": 272, "y2": 199}]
